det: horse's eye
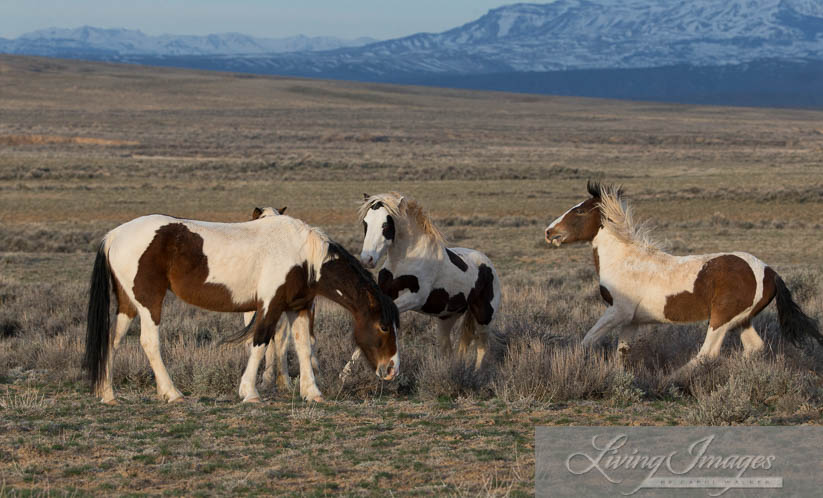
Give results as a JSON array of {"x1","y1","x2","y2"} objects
[
  {"x1": 575, "y1": 208, "x2": 586, "y2": 215},
  {"x1": 379, "y1": 324, "x2": 389, "y2": 333}
]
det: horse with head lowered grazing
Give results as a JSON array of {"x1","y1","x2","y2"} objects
[
  {"x1": 545, "y1": 181, "x2": 822, "y2": 369},
  {"x1": 84, "y1": 211, "x2": 399, "y2": 404},
  {"x1": 350, "y1": 192, "x2": 500, "y2": 372}
]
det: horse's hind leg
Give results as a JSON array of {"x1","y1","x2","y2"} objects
[
  {"x1": 739, "y1": 322, "x2": 765, "y2": 356},
  {"x1": 457, "y1": 315, "x2": 476, "y2": 357},
  {"x1": 137, "y1": 307, "x2": 184, "y2": 403},
  {"x1": 685, "y1": 322, "x2": 735, "y2": 370},
  {"x1": 99, "y1": 313, "x2": 134, "y2": 404},
  {"x1": 473, "y1": 323, "x2": 490, "y2": 370},
  {"x1": 437, "y1": 315, "x2": 459, "y2": 356}
]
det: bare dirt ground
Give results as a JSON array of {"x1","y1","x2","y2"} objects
[{"x1": 1, "y1": 54, "x2": 822, "y2": 496}]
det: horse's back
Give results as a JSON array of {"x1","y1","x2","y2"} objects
[{"x1": 103, "y1": 214, "x2": 308, "y2": 314}]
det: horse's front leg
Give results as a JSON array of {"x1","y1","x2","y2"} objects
[
  {"x1": 581, "y1": 306, "x2": 631, "y2": 348},
  {"x1": 291, "y1": 309, "x2": 323, "y2": 402},
  {"x1": 260, "y1": 316, "x2": 291, "y2": 392},
  {"x1": 393, "y1": 290, "x2": 427, "y2": 313},
  {"x1": 238, "y1": 343, "x2": 266, "y2": 403}
]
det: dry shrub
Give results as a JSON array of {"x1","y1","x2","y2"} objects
[
  {"x1": 493, "y1": 338, "x2": 629, "y2": 403},
  {"x1": 685, "y1": 355, "x2": 821, "y2": 425},
  {"x1": 416, "y1": 345, "x2": 493, "y2": 400},
  {"x1": 0, "y1": 224, "x2": 105, "y2": 253}
]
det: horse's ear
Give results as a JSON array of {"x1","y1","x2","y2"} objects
[
  {"x1": 363, "y1": 193, "x2": 370, "y2": 200},
  {"x1": 397, "y1": 195, "x2": 407, "y2": 212},
  {"x1": 277, "y1": 206, "x2": 287, "y2": 215},
  {"x1": 366, "y1": 290, "x2": 378, "y2": 309},
  {"x1": 252, "y1": 207, "x2": 264, "y2": 220}
]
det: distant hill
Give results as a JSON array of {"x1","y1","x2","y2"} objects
[
  {"x1": 3, "y1": 1, "x2": 823, "y2": 108},
  {"x1": 0, "y1": 26, "x2": 376, "y2": 57}
]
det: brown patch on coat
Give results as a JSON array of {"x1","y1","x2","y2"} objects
[
  {"x1": 253, "y1": 263, "x2": 314, "y2": 346},
  {"x1": 112, "y1": 273, "x2": 137, "y2": 318},
  {"x1": 377, "y1": 269, "x2": 420, "y2": 299},
  {"x1": 421, "y1": 289, "x2": 450, "y2": 314},
  {"x1": 468, "y1": 264, "x2": 495, "y2": 325},
  {"x1": 446, "y1": 248, "x2": 468, "y2": 272},
  {"x1": 133, "y1": 223, "x2": 256, "y2": 324},
  {"x1": 593, "y1": 247, "x2": 600, "y2": 276},
  {"x1": 663, "y1": 255, "x2": 756, "y2": 328}
]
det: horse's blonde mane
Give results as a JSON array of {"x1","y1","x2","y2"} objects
[
  {"x1": 358, "y1": 192, "x2": 446, "y2": 246},
  {"x1": 276, "y1": 215, "x2": 330, "y2": 281},
  {"x1": 598, "y1": 186, "x2": 659, "y2": 251}
]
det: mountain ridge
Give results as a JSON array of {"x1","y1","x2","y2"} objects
[{"x1": 0, "y1": 26, "x2": 377, "y2": 56}]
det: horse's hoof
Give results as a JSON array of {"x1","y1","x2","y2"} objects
[
  {"x1": 168, "y1": 395, "x2": 185, "y2": 404},
  {"x1": 308, "y1": 396, "x2": 325, "y2": 403},
  {"x1": 243, "y1": 396, "x2": 262, "y2": 404},
  {"x1": 102, "y1": 398, "x2": 118, "y2": 405}
]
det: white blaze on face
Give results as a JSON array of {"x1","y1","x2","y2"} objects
[
  {"x1": 546, "y1": 200, "x2": 584, "y2": 232},
  {"x1": 360, "y1": 206, "x2": 391, "y2": 268}
]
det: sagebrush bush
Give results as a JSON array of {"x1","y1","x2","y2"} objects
[
  {"x1": 686, "y1": 355, "x2": 821, "y2": 424},
  {"x1": 0, "y1": 265, "x2": 820, "y2": 422}
]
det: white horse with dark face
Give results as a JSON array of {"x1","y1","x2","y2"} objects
[
  {"x1": 349, "y1": 192, "x2": 501, "y2": 372},
  {"x1": 544, "y1": 181, "x2": 821, "y2": 368}
]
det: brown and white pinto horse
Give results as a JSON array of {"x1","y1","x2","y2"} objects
[
  {"x1": 240, "y1": 205, "x2": 319, "y2": 398},
  {"x1": 545, "y1": 181, "x2": 821, "y2": 368},
  {"x1": 84, "y1": 212, "x2": 399, "y2": 404}
]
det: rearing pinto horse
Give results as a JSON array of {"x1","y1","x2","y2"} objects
[
  {"x1": 545, "y1": 181, "x2": 821, "y2": 368},
  {"x1": 85, "y1": 212, "x2": 399, "y2": 404}
]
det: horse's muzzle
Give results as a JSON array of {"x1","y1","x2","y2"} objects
[
  {"x1": 360, "y1": 253, "x2": 376, "y2": 269},
  {"x1": 377, "y1": 360, "x2": 397, "y2": 381},
  {"x1": 545, "y1": 232, "x2": 564, "y2": 247}
]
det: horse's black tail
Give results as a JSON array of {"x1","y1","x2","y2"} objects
[
  {"x1": 84, "y1": 243, "x2": 111, "y2": 393},
  {"x1": 219, "y1": 312, "x2": 258, "y2": 345},
  {"x1": 774, "y1": 274, "x2": 822, "y2": 347}
]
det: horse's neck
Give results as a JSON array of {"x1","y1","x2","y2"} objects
[
  {"x1": 593, "y1": 229, "x2": 642, "y2": 269},
  {"x1": 315, "y1": 259, "x2": 368, "y2": 314},
  {"x1": 593, "y1": 228, "x2": 671, "y2": 278},
  {"x1": 386, "y1": 222, "x2": 441, "y2": 270}
]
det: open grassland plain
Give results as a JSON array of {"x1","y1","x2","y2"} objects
[{"x1": 1, "y1": 54, "x2": 823, "y2": 495}]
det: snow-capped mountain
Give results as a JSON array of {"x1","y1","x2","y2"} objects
[
  {"x1": 240, "y1": 0, "x2": 823, "y2": 75},
  {"x1": 0, "y1": 26, "x2": 376, "y2": 57},
  {"x1": 2, "y1": 1, "x2": 823, "y2": 107}
]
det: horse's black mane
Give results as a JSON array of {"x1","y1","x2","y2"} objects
[
  {"x1": 587, "y1": 180, "x2": 624, "y2": 199},
  {"x1": 326, "y1": 241, "x2": 400, "y2": 328}
]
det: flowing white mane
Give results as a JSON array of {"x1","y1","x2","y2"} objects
[
  {"x1": 358, "y1": 192, "x2": 446, "y2": 247},
  {"x1": 598, "y1": 186, "x2": 660, "y2": 251}
]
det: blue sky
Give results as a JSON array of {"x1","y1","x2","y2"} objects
[{"x1": 0, "y1": 1, "x2": 524, "y2": 40}]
